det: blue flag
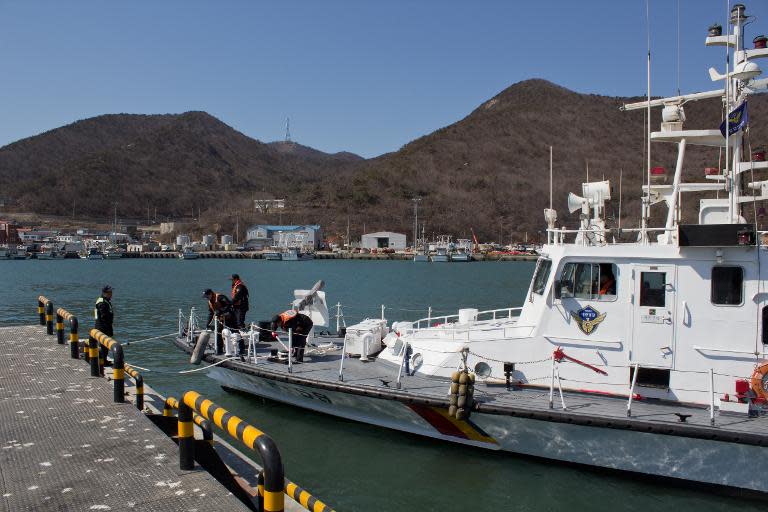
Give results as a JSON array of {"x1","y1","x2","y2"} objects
[{"x1": 720, "y1": 102, "x2": 748, "y2": 137}]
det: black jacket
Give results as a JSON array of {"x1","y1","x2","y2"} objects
[
  {"x1": 232, "y1": 281, "x2": 249, "y2": 311},
  {"x1": 94, "y1": 296, "x2": 114, "y2": 336},
  {"x1": 271, "y1": 312, "x2": 313, "y2": 335},
  {"x1": 208, "y1": 294, "x2": 238, "y2": 329}
]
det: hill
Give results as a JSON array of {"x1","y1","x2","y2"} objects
[{"x1": 1, "y1": 81, "x2": 765, "y2": 242}]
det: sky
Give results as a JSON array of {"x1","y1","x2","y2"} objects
[{"x1": 1, "y1": 0, "x2": 767, "y2": 158}]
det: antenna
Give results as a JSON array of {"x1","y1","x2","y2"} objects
[
  {"x1": 676, "y1": 0, "x2": 681, "y2": 96},
  {"x1": 618, "y1": 168, "x2": 623, "y2": 232},
  {"x1": 549, "y1": 146, "x2": 553, "y2": 211},
  {"x1": 643, "y1": 0, "x2": 652, "y2": 242},
  {"x1": 285, "y1": 117, "x2": 292, "y2": 143}
]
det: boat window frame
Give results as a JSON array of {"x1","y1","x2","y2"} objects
[
  {"x1": 710, "y1": 265, "x2": 744, "y2": 307},
  {"x1": 557, "y1": 261, "x2": 618, "y2": 302},
  {"x1": 531, "y1": 258, "x2": 552, "y2": 296}
]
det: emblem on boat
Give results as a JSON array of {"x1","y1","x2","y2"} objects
[{"x1": 571, "y1": 306, "x2": 606, "y2": 335}]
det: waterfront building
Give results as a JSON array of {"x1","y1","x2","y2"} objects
[{"x1": 361, "y1": 231, "x2": 407, "y2": 251}]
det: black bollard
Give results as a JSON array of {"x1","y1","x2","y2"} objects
[
  {"x1": 178, "y1": 401, "x2": 195, "y2": 470},
  {"x1": 45, "y1": 302, "x2": 54, "y2": 335},
  {"x1": 55, "y1": 312, "x2": 64, "y2": 345},
  {"x1": 69, "y1": 316, "x2": 79, "y2": 359},
  {"x1": 88, "y1": 336, "x2": 100, "y2": 377}
]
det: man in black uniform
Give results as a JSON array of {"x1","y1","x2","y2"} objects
[
  {"x1": 271, "y1": 309, "x2": 313, "y2": 362},
  {"x1": 230, "y1": 274, "x2": 249, "y2": 328},
  {"x1": 94, "y1": 285, "x2": 114, "y2": 336},
  {"x1": 203, "y1": 289, "x2": 242, "y2": 356}
]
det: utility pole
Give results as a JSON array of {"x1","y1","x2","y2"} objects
[
  {"x1": 346, "y1": 216, "x2": 350, "y2": 249},
  {"x1": 411, "y1": 197, "x2": 421, "y2": 250}
]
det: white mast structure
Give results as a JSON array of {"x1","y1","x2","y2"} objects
[{"x1": 622, "y1": 3, "x2": 766, "y2": 241}]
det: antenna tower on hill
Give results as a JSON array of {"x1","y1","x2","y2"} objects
[{"x1": 285, "y1": 117, "x2": 292, "y2": 143}]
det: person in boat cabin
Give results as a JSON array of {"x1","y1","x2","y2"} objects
[
  {"x1": 271, "y1": 309, "x2": 313, "y2": 362},
  {"x1": 94, "y1": 285, "x2": 114, "y2": 336},
  {"x1": 599, "y1": 264, "x2": 616, "y2": 297},
  {"x1": 230, "y1": 274, "x2": 249, "y2": 328}
]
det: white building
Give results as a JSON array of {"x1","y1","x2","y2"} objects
[{"x1": 361, "y1": 232, "x2": 407, "y2": 251}]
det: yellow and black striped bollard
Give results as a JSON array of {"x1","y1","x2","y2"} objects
[
  {"x1": 182, "y1": 391, "x2": 285, "y2": 512},
  {"x1": 125, "y1": 365, "x2": 143, "y2": 410},
  {"x1": 88, "y1": 335, "x2": 100, "y2": 377},
  {"x1": 45, "y1": 301, "x2": 54, "y2": 336},
  {"x1": 55, "y1": 311, "x2": 65, "y2": 345},
  {"x1": 91, "y1": 330, "x2": 125, "y2": 404},
  {"x1": 68, "y1": 315, "x2": 79, "y2": 359},
  {"x1": 178, "y1": 400, "x2": 195, "y2": 470},
  {"x1": 285, "y1": 479, "x2": 335, "y2": 512},
  {"x1": 37, "y1": 298, "x2": 45, "y2": 326}
]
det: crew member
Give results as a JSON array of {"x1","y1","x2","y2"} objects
[
  {"x1": 271, "y1": 309, "x2": 313, "y2": 362},
  {"x1": 230, "y1": 274, "x2": 250, "y2": 328},
  {"x1": 94, "y1": 285, "x2": 114, "y2": 336},
  {"x1": 203, "y1": 289, "x2": 241, "y2": 355},
  {"x1": 599, "y1": 266, "x2": 616, "y2": 296}
]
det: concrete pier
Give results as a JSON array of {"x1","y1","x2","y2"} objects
[{"x1": 0, "y1": 325, "x2": 250, "y2": 511}]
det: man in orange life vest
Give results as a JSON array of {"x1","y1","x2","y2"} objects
[
  {"x1": 230, "y1": 274, "x2": 249, "y2": 328},
  {"x1": 271, "y1": 309, "x2": 313, "y2": 362}
]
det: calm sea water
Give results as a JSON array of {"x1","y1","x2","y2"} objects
[{"x1": 1, "y1": 259, "x2": 763, "y2": 511}]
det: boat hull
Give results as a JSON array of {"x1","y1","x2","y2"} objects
[{"x1": 207, "y1": 365, "x2": 768, "y2": 494}]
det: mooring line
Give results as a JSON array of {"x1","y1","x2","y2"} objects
[{"x1": 123, "y1": 332, "x2": 179, "y2": 346}]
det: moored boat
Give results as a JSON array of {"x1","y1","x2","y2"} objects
[{"x1": 172, "y1": 5, "x2": 768, "y2": 494}]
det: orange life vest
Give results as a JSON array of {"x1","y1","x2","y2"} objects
[
  {"x1": 278, "y1": 309, "x2": 297, "y2": 326},
  {"x1": 231, "y1": 280, "x2": 242, "y2": 299}
]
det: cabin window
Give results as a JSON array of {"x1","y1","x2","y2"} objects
[
  {"x1": 639, "y1": 271, "x2": 666, "y2": 307},
  {"x1": 531, "y1": 258, "x2": 552, "y2": 295},
  {"x1": 711, "y1": 266, "x2": 743, "y2": 306},
  {"x1": 559, "y1": 263, "x2": 617, "y2": 301}
]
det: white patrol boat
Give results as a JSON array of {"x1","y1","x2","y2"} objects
[{"x1": 174, "y1": 5, "x2": 768, "y2": 494}]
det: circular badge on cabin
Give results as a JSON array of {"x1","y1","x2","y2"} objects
[{"x1": 570, "y1": 306, "x2": 606, "y2": 335}]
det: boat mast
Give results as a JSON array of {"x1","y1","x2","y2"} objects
[{"x1": 642, "y1": 0, "x2": 652, "y2": 244}]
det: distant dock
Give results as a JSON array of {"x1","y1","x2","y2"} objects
[{"x1": 123, "y1": 251, "x2": 538, "y2": 261}]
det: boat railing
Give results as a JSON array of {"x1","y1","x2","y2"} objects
[
  {"x1": 410, "y1": 307, "x2": 522, "y2": 331},
  {"x1": 546, "y1": 226, "x2": 675, "y2": 246}
]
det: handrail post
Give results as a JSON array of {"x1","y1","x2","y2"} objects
[
  {"x1": 627, "y1": 363, "x2": 639, "y2": 417},
  {"x1": 709, "y1": 368, "x2": 715, "y2": 426},
  {"x1": 88, "y1": 336, "x2": 100, "y2": 377},
  {"x1": 396, "y1": 342, "x2": 409, "y2": 389},
  {"x1": 45, "y1": 301, "x2": 54, "y2": 335},
  {"x1": 338, "y1": 336, "x2": 347, "y2": 381},
  {"x1": 178, "y1": 400, "x2": 195, "y2": 470},
  {"x1": 55, "y1": 311, "x2": 65, "y2": 344},
  {"x1": 549, "y1": 357, "x2": 555, "y2": 409},
  {"x1": 287, "y1": 328, "x2": 293, "y2": 374},
  {"x1": 37, "y1": 298, "x2": 45, "y2": 325}
]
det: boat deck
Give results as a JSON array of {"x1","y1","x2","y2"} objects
[{"x1": 177, "y1": 336, "x2": 768, "y2": 446}]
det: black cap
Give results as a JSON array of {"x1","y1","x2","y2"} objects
[
  {"x1": 231, "y1": 274, "x2": 239, "y2": 280},
  {"x1": 102, "y1": 285, "x2": 113, "y2": 293},
  {"x1": 202, "y1": 288, "x2": 213, "y2": 297}
]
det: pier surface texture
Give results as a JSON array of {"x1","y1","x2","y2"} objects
[{"x1": 0, "y1": 325, "x2": 249, "y2": 511}]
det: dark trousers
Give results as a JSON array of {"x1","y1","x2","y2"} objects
[
  {"x1": 235, "y1": 308, "x2": 248, "y2": 329},
  {"x1": 292, "y1": 333, "x2": 308, "y2": 362}
]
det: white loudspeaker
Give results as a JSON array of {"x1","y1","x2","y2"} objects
[{"x1": 567, "y1": 193, "x2": 588, "y2": 213}]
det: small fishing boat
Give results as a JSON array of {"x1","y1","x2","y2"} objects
[
  {"x1": 178, "y1": 248, "x2": 200, "y2": 260},
  {"x1": 82, "y1": 248, "x2": 104, "y2": 260}
]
